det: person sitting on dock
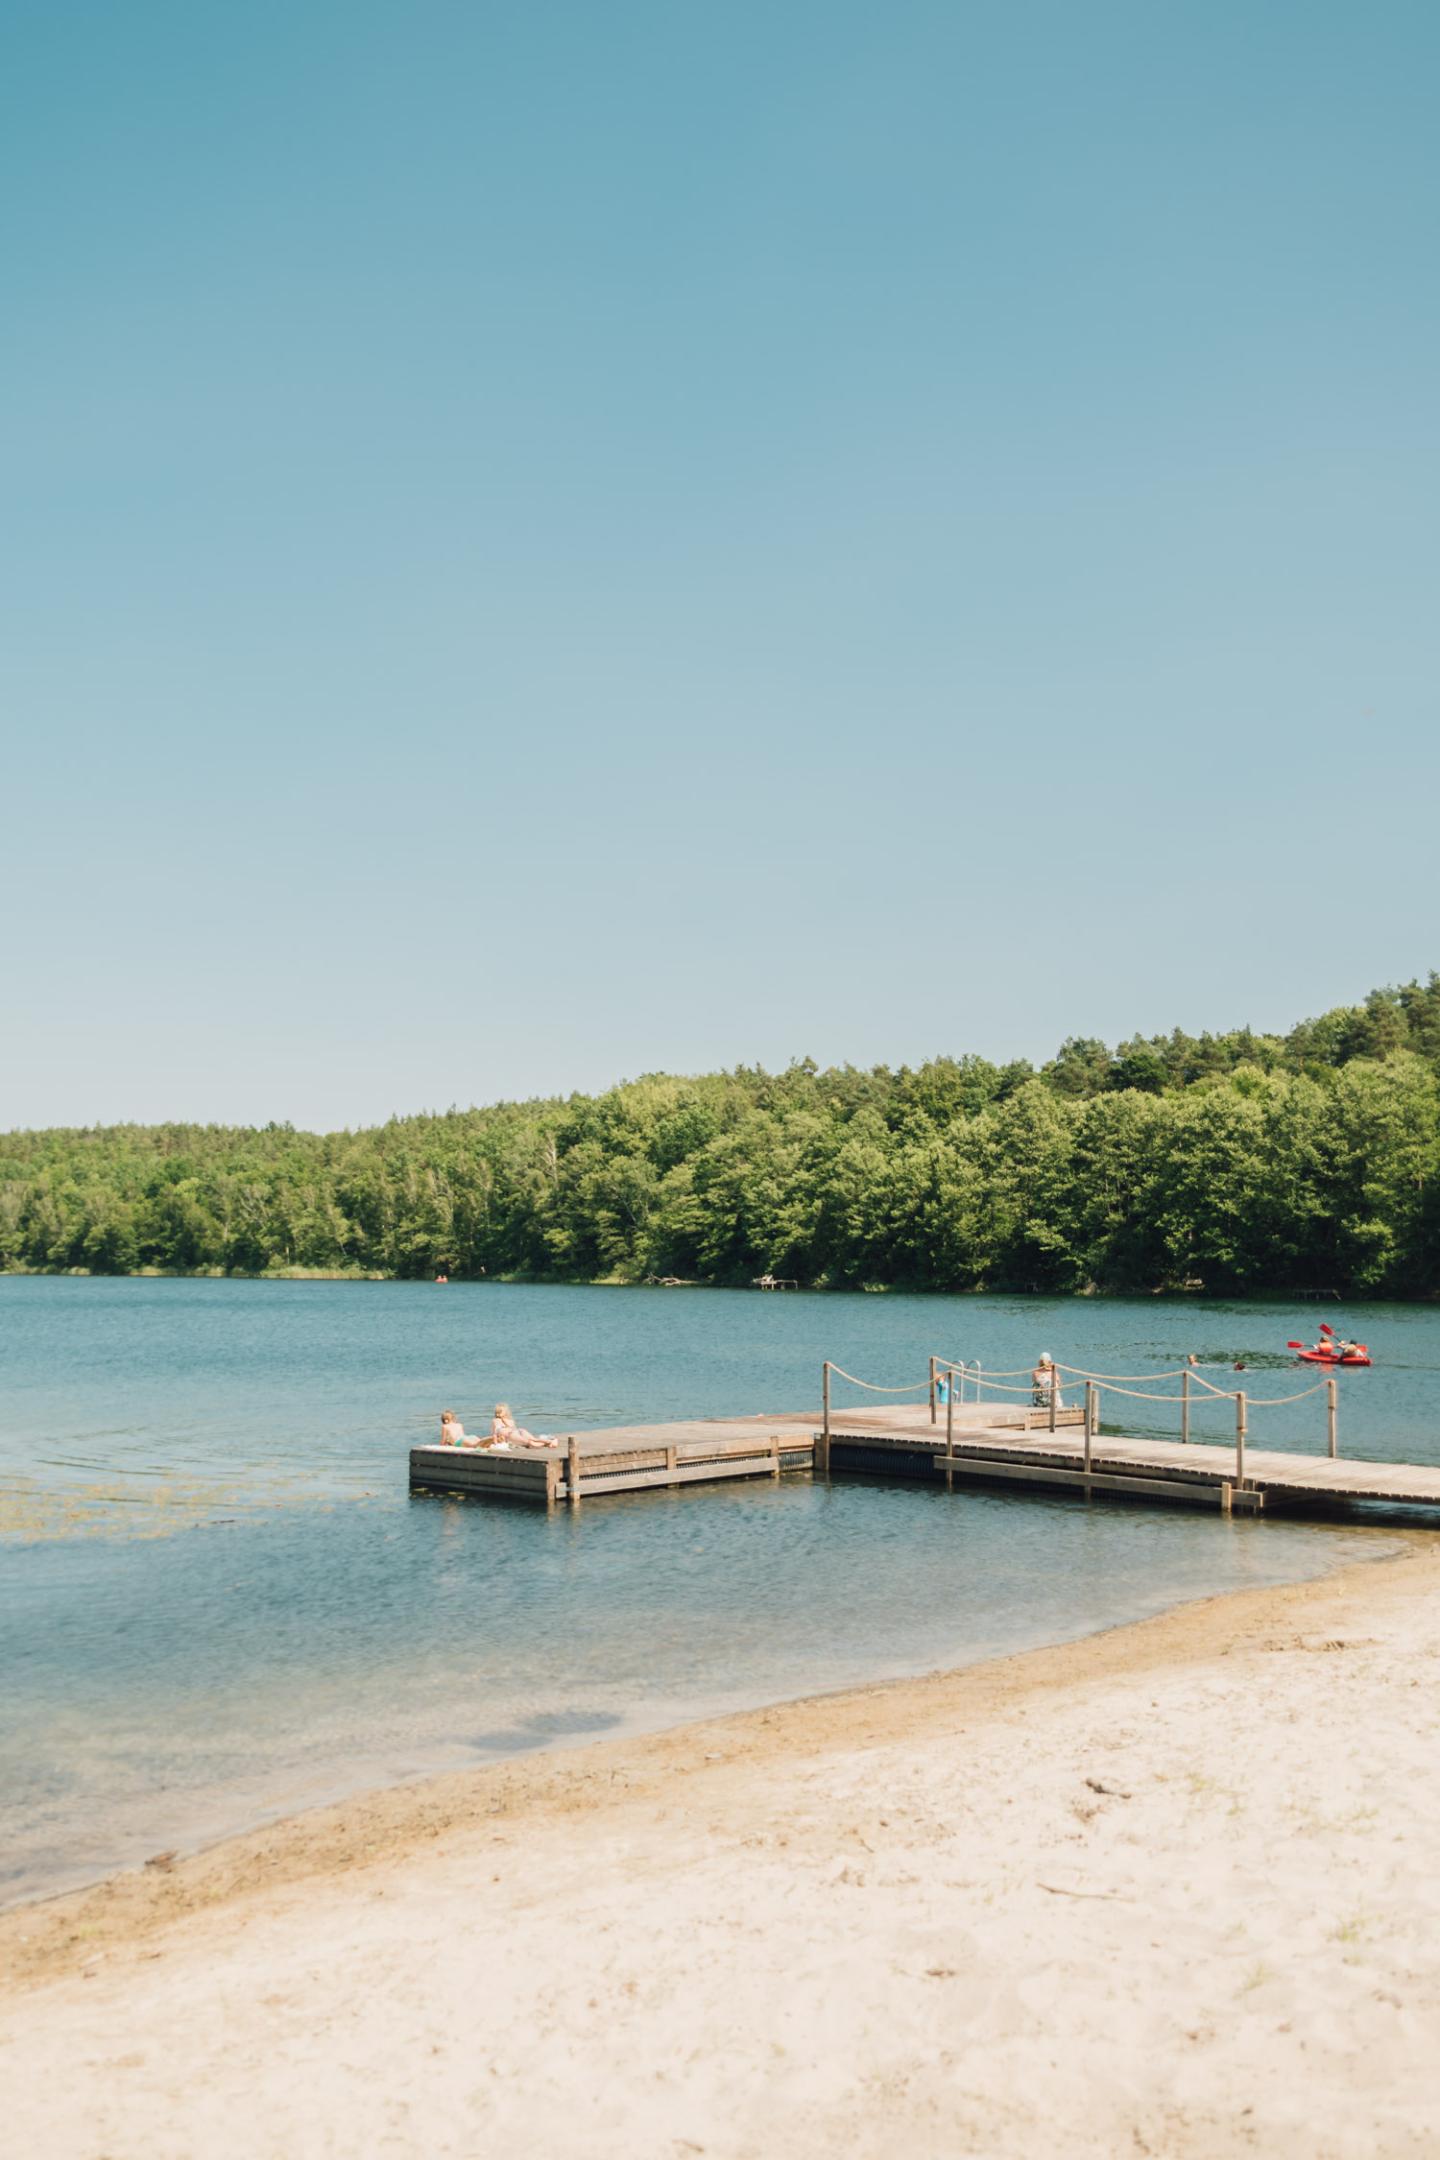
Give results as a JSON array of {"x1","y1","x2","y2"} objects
[
  {"x1": 489, "y1": 1403, "x2": 559, "y2": 1450},
  {"x1": 1031, "y1": 1354, "x2": 1064, "y2": 1411}
]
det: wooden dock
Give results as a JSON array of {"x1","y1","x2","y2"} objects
[
  {"x1": 409, "y1": 1398, "x2": 1440, "y2": 1519},
  {"x1": 822, "y1": 1405, "x2": 1440, "y2": 1514},
  {"x1": 410, "y1": 1414, "x2": 820, "y2": 1506}
]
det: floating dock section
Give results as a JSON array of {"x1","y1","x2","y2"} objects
[{"x1": 410, "y1": 1415, "x2": 819, "y2": 1506}]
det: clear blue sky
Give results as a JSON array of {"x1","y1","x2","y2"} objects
[{"x1": 4, "y1": 1, "x2": 1437, "y2": 1130}]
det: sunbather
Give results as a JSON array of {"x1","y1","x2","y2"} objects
[{"x1": 490, "y1": 1403, "x2": 559, "y2": 1449}]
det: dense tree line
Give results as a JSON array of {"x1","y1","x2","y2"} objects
[{"x1": 5, "y1": 977, "x2": 1440, "y2": 1296}]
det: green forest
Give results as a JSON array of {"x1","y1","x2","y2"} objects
[{"x1": 5, "y1": 977, "x2": 1440, "y2": 1296}]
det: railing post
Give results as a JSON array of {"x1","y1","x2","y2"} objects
[
  {"x1": 1084, "y1": 1381, "x2": 1095, "y2": 1480},
  {"x1": 1327, "y1": 1375, "x2": 1338, "y2": 1459},
  {"x1": 945, "y1": 1366, "x2": 955, "y2": 1489},
  {"x1": 929, "y1": 1355, "x2": 937, "y2": 1424},
  {"x1": 1048, "y1": 1362, "x2": 1057, "y2": 1433},
  {"x1": 820, "y1": 1361, "x2": 831, "y2": 1477},
  {"x1": 1181, "y1": 1367, "x2": 1190, "y2": 1446},
  {"x1": 1235, "y1": 1391, "x2": 1246, "y2": 1489}
]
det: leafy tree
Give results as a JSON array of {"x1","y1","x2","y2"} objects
[{"x1": 4, "y1": 974, "x2": 1440, "y2": 1294}]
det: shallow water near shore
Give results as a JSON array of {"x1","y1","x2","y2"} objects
[{"x1": 3, "y1": 1277, "x2": 1432, "y2": 1908}]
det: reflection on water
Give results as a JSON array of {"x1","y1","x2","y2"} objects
[{"x1": 2, "y1": 1276, "x2": 1426, "y2": 1908}]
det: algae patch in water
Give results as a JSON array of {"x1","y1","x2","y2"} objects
[{"x1": 0, "y1": 1474, "x2": 375, "y2": 1545}]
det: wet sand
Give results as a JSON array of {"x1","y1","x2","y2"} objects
[{"x1": 4, "y1": 1540, "x2": 1439, "y2": 2157}]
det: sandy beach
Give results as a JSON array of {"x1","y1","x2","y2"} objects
[{"x1": 4, "y1": 1539, "x2": 1440, "y2": 2158}]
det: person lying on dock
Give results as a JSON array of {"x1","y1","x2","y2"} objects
[
  {"x1": 440, "y1": 1410, "x2": 482, "y2": 1448},
  {"x1": 489, "y1": 1403, "x2": 559, "y2": 1450}
]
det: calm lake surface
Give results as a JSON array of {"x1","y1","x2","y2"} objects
[{"x1": 4, "y1": 1277, "x2": 1434, "y2": 1909}]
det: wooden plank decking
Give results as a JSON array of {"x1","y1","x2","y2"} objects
[{"x1": 409, "y1": 1400, "x2": 1440, "y2": 1518}]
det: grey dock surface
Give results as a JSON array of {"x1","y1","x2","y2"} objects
[{"x1": 410, "y1": 1400, "x2": 1440, "y2": 1519}]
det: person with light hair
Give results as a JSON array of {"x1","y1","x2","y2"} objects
[
  {"x1": 1031, "y1": 1354, "x2": 1063, "y2": 1410},
  {"x1": 489, "y1": 1403, "x2": 559, "y2": 1449}
]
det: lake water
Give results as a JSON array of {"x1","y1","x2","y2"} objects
[{"x1": 3, "y1": 1276, "x2": 1434, "y2": 1910}]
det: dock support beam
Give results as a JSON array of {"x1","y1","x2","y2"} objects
[
  {"x1": 929, "y1": 1356, "x2": 937, "y2": 1424},
  {"x1": 567, "y1": 1435, "x2": 581, "y2": 1508},
  {"x1": 1084, "y1": 1381, "x2": 1096, "y2": 1485},
  {"x1": 1235, "y1": 1392, "x2": 1247, "y2": 1489},
  {"x1": 945, "y1": 1374, "x2": 955, "y2": 1490},
  {"x1": 1181, "y1": 1367, "x2": 1190, "y2": 1445},
  {"x1": 820, "y1": 1362, "x2": 831, "y2": 1477}
]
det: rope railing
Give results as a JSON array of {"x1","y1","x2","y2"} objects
[
  {"x1": 1235, "y1": 1379, "x2": 1331, "y2": 1407},
  {"x1": 917, "y1": 1348, "x2": 1348, "y2": 1480},
  {"x1": 817, "y1": 1353, "x2": 1346, "y2": 1492},
  {"x1": 1089, "y1": 1382, "x2": 1205, "y2": 1404},
  {"x1": 825, "y1": 1364, "x2": 932, "y2": 1394},
  {"x1": 1053, "y1": 1362, "x2": 1193, "y2": 1383}
]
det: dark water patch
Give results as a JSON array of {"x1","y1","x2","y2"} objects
[
  {"x1": 521, "y1": 1709, "x2": 624, "y2": 1737},
  {"x1": 465, "y1": 1727, "x2": 555, "y2": 1755}
]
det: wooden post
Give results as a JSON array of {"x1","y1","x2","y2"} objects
[
  {"x1": 770, "y1": 1436, "x2": 781, "y2": 1479},
  {"x1": 1327, "y1": 1375, "x2": 1338, "y2": 1460},
  {"x1": 1048, "y1": 1361, "x2": 1057, "y2": 1433},
  {"x1": 1181, "y1": 1367, "x2": 1190, "y2": 1446},
  {"x1": 1235, "y1": 1391, "x2": 1246, "y2": 1488},
  {"x1": 544, "y1": 1459, "x2": 559, "y2": 1508},
  {"x1": 820, "y1": 1361, "x2": 831, "y2": 1477},
  {"x1": 945, "y1": 1372, "x2": 955, "y2": 1489},
  {"x1": 1084, "y1": 1381, "x2": 1095, "y2": 1478},
  {"x1": 567, "y1": 1435, "x2": 581, "y2": 1508},
  {"x1": 665, "y1": 1445, "x2": 678, "y2": 1483},
  {"x1": 929, "y1": 1355, "x2": 937, "y2": 1424}
]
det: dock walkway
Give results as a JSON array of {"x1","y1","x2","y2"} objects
[
  {"x1": 409, "y1": 1394, "x2": 1440, "y2": 1520},
  {"x1": 822, "y1": 1405, "x2": 1440, "y2": 1513}
]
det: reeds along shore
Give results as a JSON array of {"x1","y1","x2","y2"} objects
[{"x1": 3, "y1": 1541, "x2": 1438, "y2": 2159}]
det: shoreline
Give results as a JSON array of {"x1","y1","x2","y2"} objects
[
  {"x1": 6, "y1": 1267, "x2": 1436, "y2": 1300},
  {"x1": 2, "y1": 1534, "x2": 1425, "y2": 1996},
  {"x1": 7, "y1": 1537, "x2": 1440, "y2": 2155}
]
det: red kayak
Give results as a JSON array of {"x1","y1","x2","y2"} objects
[{"x1": 1295, "y1": 1345, "x2": 1371, "y2": 1368}]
